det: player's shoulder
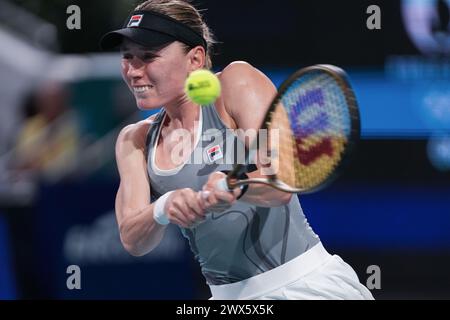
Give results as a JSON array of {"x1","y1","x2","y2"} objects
[
  {"x1": 218, "y1": 61, "x2": 274, "y2": 92},
  {"x1": 218, "y1": 61, "x2": 262, "y2": 85},
  {"x1": 117, "y1": 114, "x2": 157, "y2": 145},
  {"x1": 220, "y1": 60, "x2": 255, "y2": 74},
  {"x1": 218, "y1": 61, "x2": 276, "y2": 103}
]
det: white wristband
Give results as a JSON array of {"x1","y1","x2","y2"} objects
[{"x1": 153, "y1": 191, "x2": 173, "y2": 225}]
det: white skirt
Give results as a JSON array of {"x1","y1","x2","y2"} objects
[{"x1": 208, "y1": 242, "x2": 374, "y2": 300}]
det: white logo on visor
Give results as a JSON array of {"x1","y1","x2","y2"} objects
[{"x1": 128, "y1": 14, "x2": 143, "y2": 27}]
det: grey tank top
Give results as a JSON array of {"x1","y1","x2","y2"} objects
[{"x1": 146, "y1": 104, "x2": 320, "y2": 285}]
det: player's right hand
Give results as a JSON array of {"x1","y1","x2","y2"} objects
[{"x1": 163, "y1": 188, "x2": 206, "y2": 228}]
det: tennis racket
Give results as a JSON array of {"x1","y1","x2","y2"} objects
[{"x1": 216, "y1": 64, "x2": 360, "y2": 194}]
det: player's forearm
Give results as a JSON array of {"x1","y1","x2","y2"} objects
[
  {"x1": 118, "y1": 205, "x2": 167, "y2": 256},
  {"x1": 240, "y1": 184, "x2": 292, "y2": 207}
]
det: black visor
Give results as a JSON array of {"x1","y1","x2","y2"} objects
[{"x1": 100, "y1": 10, "x2": 207, "y2": 50}]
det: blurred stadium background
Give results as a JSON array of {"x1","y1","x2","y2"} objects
[{"x1": 0, "y1": 0, "x2": 449, "y2": 299}]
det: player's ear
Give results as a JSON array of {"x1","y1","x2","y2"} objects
[{"x1": 187, "y1": 45, "x2": 206, "y2": 71}]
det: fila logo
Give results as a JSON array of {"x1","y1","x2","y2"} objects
[
  {"x1": 207, "y1": 145, "x2": 223, "y2": 163},
  {"x1": 128, "y1": 15, "x2": 143, "y2": 27}
]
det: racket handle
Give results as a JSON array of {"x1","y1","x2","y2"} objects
[{"x1": 216, "y1": 178, "x2": 231, "y2": 192}]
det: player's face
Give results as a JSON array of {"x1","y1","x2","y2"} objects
[{"x1": 120, "y1": 39, "x2": 189, "y2": 110}]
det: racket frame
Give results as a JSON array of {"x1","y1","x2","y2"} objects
[{"x1": 225, "y1": 64, "x2": 360, "y2": 193}]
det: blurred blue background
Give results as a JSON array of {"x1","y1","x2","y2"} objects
[{"x1": 0, "y1": 0, "x2": 449, "y2": 299}]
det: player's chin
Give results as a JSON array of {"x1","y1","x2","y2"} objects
[{"x1": 135, "y1": 96, "x2": 160, "y2": 110}]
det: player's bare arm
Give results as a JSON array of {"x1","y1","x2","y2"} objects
[
  {"x1": 214, "y1": 61, "x2": 292, "y2": 206},
  {"x1": 115, "y1": 118, "x2": 166, "y2": 256}
]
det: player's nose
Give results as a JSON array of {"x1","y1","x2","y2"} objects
[{"x1": 127, "y1": 58, "x2": 145, "y2": 78}]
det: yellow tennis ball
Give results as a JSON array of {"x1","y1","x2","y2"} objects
[{"x1": 184, "y1": 69, "x2": 221, "y2": 105}]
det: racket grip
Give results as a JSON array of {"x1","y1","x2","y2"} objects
[{"x1": 216, "y1": 178, "x2": 231, "y2": 192}]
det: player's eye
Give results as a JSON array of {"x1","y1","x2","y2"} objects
[
  {"x1": 142, "y1": 53, "x2": 157, "y2": 61},
  {"x1": 122, "y1": 53, "x2": 133, "y2": 60}
]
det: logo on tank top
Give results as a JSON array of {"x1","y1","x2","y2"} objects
[
  {"x1": 128, "y1": 14, "x2": 143, "y2": 27},
  {"x1": 206, "y1": 145, "x2": 223, "y2": 163}
]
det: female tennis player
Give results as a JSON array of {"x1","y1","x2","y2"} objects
[{"x1": 103, "y1": 0, "x2": 374, "y2": 300}]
